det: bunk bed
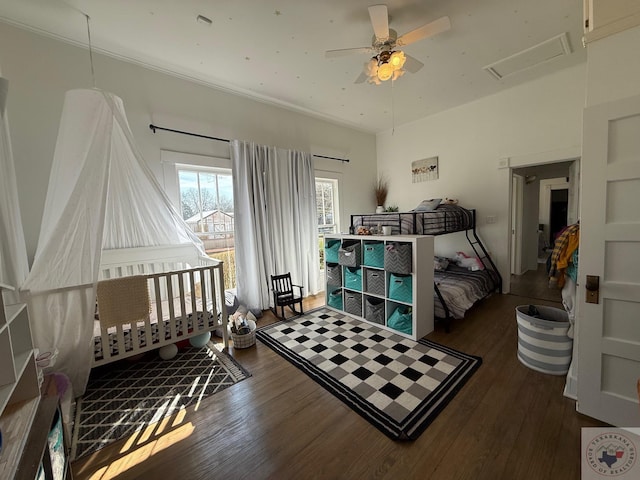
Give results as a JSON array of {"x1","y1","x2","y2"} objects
[
  {"x1": 351, "y1": 205, "x2": 502, "y2": 331},
  {"x1": 93, "y1": 245, "x2": 229, "y2": 366}
]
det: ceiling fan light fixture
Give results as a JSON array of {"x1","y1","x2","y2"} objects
[
  {"x1": 389, "y1": 50, "x2": 406, "y2": 69},
  {"x1": 370, "y1": 50, "x2": 406, "y2": 82},
  {"x1": 377, "y1": 62, "x2": 394, "y2": 81},
  {"x1": 392, "y1": 69, "x2": 405, "y2": 81}
]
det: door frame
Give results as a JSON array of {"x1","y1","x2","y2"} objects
[
  {"x1": 506, "y1": 148, "x2": 581, "y2": 294},
  {"x1": 510, "y1": 173, "x2": 524, "y2": 275}
]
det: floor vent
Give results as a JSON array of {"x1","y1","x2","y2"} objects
[{"x1": 483, "y1": 32, "x2": 572, "y2": 80}]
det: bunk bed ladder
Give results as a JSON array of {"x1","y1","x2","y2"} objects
[{"x1": 465, "y1": 210, "x2": 503, "y2": 293}]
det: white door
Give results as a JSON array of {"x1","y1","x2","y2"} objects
[{"x1": 577, "y1": 94, "x2": 640, "y2": 426}]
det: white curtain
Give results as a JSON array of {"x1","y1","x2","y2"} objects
[
  {"x1": 0, "y1": 76, "x2": 29, "y2": 305},
  {"x1": 22, "y1": 89, "x2": 207, "y2": 396},
  {"x1": 230, "y1": 140, "x2": 319, "y2": 311}
]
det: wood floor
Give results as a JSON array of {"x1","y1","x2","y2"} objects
[
  {"x1": 510, "y1": 262, "x2": 563, "y2": 303},
  {"x1": 71, "y1": 293, "x2": 605, "y2": 480}
]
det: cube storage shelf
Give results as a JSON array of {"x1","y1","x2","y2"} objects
[
  {"x1": 324, "y1": 234, "x2": 434, "y2": 340},
  {"x1": 0, "y1": 283, "x2": 41, "y2": 480}
]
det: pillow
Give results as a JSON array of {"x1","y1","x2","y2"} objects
[
  {"x1": 413, "y1": 198, "x2": 442, "y2": 212},
  {"x1": 434, "y1": 256, "x2": 450, "y2": 271}
]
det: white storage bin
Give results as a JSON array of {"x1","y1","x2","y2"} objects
[{"x1": 516, "y1": 305, "x2": 572, "y2": 375}]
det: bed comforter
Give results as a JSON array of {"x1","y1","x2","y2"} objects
[{"x1": 433, "y1": 264, "x2": 500, "y2": 319}]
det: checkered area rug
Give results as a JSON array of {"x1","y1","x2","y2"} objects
[
  {"x1": 71, "y1": 343, "x2": 250, "y2": 460},
  {"x1": 256, "y1": 308, "x2": 481, "y2": 440}
]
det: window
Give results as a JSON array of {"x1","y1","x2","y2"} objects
[
  {"x1": 316, "y1": 178, "x2": 339, "y2": 269},
  {"x1": 178, "y1": 169, "x2": 233, "y2": 230},
  {"x1": 177, "y1": 167, "x2": 236, "y2": 290},
  {"x1": 316, "y1": 178, "x2": 338, "y2": 235}
]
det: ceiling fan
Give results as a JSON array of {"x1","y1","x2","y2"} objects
[{"x1": 326, "y1": 4, "x2": 451, "y2": 84}]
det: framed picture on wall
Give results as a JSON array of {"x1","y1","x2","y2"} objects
[{"x1": 411, "y1": 156, "x2": 439, "y2": 183}]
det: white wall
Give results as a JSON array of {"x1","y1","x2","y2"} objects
[
  {"x1": 375, "y1": 64, "x2": 586, "y2": 288},
  {"x1": 0, "y1": 23, "x2": 376, "y2": 261}
]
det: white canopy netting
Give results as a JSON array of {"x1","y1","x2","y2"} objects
[
  {"x1": 0, "y1": 76, "x2": 30, "y2": 305},
  {"x1": 22, "y1": 89, "x2": 207, "y2": 395}
]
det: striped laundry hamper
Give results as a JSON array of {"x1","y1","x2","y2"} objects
[{"x1": 516, "y1": 305, "x2": 572, "y2": 375}]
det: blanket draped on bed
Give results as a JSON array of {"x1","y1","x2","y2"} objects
[{"x1": 96, "y1": 276, "x2": 151, "y2": 328}]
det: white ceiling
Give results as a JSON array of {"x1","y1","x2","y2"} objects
[{"x1": 0, "y1": 0, "x2": 586, "y2": 133}]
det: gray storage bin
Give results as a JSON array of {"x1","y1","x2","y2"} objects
[
  {"x1": 516, "y1": 305, "x2": 572, "y2": 375},
  {"x1": 384, "y1": 242, "x2": 412, "y2": 274},
  {"x1": 364, "y1": 297, "x2": 385, "y2": 325},
  {"x1": 339, "y1": 240, "x2": 362, "y2": 267},
  {"x1": 326, "y1": 263, "x2": 342, "y2": 286},
  {"x1": 344, "y1": 291, "x2": 363, "y2": 317},
  {"x1": 365, "y1": 269, "x2": 385, "y2": 296}
]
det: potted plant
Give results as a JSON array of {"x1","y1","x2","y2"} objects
[{"x1": 374, "y1": 177, "x2": 388, "y2": 213}]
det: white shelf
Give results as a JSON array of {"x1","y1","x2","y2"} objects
[
  {"x1": 0, "y1": 395, "x2": 40, "y2": 480},
  {"x1": 4, "y1": 303, "x2": 26, "y2": 325},
  {"x1": 0, "y1": 285, "x2": 41, "y2": 479},
  {"x1": 324, "y1": 234, "x2": 434, "y2": 340}
]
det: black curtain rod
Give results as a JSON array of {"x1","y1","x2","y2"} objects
[
  {"x1": 149, "y1": 124, "x2": 229, "y2": 143},
  {"x1": 148, "y1": 123, "x2": 349, "y2": 163}
]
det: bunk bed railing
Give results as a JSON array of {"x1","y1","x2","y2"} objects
[{"x1": 464, "y1": 210, "x2": 503, "y2": 293}]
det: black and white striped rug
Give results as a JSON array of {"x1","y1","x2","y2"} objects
[
  {"x1": 257, "y1": 308, "x2": 481, "y2": 440},
  {"x1": 71, "y1": 343, "x2": 250, "y2": 460}
]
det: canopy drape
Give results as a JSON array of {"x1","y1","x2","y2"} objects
[
  {"x1": 23, "y1": 89, "x2": 207, "y2": 395},
  {"x1": 0, "y1": 76, "x2": 29, "y2": 304},
  {"x1": 230, "y1": 140, "x2": 319, "y2": 311}
]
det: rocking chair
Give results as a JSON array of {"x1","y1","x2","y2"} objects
[{"x1": 270, "y1": 273, "x2": 304, "y2": 320}]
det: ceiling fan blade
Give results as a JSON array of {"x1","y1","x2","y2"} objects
[
  {"x1": 403, "y1": 54, "x2": 424, "y2": 73},
  {"x1": 368, "y1": 4, "x2": 390, "y2": 41},
  {"x1": 396, "y1": 16, "x2": 451, "y2": 47},
  {"x1": 325, "y1": 47, "x2": 374, "y2": 58},
  {"x1": 354, "y1": 71, "x2": 369, "y2": 84}
]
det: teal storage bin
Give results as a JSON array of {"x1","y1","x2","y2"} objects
[
  {"x1": 363, "y1": 241, "x2": 384, "y2": 268},
  {"x1": 387, "y1": 305, "x2": 413, "y2": 335},
  {"x1": 344, "y1": 267, "x2": 362, "y2": 291},
  {"x1": 388, "y1": 273, "x2": 412, "y2": 303},
  {"x1": 325, "y1": 239, "x2": 340, "y2": 264},
  {"x1": 328, "y1": 289, "x2": 343, "y2": 310}
]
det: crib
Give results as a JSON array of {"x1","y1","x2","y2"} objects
[{"x1": 93, "y1": 244, "x2": 228, "y2": 366}]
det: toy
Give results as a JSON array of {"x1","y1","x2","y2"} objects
[
  {"x1": 454, "y1": 251, "x2": 484, "y2": 271},
  {"x1": 189, "y1": 331, "x2": 211, "y2": 348},
  {"x1": 158, "y1": 343, "x2": 178, "y2": 360}
]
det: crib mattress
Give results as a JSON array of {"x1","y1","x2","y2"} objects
[
  {"x1": 93, "y1": 310, "x2": 215, "y2": 361},
  {"x1": 433, "y1": 265, "x2": 499, "y2": 319}
]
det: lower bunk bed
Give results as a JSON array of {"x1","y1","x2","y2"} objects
[
  {"x1": 93, "y1": 245, "x2": 229, "y2": 366},
  {"x1": 433, "y1": 262, "x2": 501, "y2": 331}
]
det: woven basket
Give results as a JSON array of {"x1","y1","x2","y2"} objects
[{"x1": 230, "y1": 319, "x2": 257, "y2": 349}]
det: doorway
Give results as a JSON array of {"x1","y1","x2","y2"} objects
[
  {"x1": 549, "y1": 188, "x2": 568, "y2": 245},
  {"x1": 509, "y1": 160, "x2": 577, "y2": 303}
]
